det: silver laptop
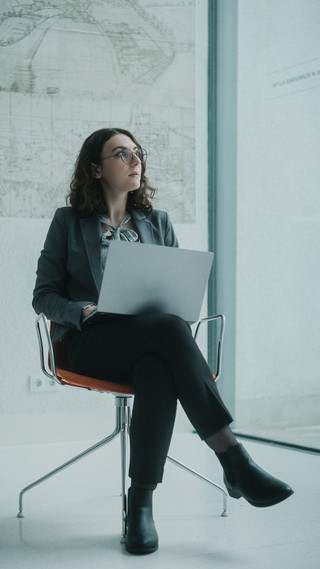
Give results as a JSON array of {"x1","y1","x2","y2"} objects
[{"x1": 97, "y1": 241, "x2": 214, "y2": 323}]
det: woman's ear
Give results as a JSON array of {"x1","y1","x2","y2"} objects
[{"x1": 91, "y1": 162, "x2": 101, "y2": 179}]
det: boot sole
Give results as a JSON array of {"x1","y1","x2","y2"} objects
[
  {"x1": 126, "y1": 544, "x2": 158, "y2": 554},
  {"x1": 246, "y1": 488, "x2": 294, "y2": 507},
  {"x1": 225, "y1": 479, "x2": 294, "y2": 507}
]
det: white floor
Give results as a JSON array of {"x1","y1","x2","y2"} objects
[{"x1": 0, "y1": 432, "x2": 319, "y2": 569}]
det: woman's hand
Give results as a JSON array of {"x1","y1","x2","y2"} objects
[{"x1": 83, "y1": 304, "x2": 97, "y2": 318}]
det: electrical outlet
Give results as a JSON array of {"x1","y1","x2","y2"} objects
[
  {"x1": 45, "y1": 377, "x2": 58, "y2": 392},
  {"x1": 29, "y1": 374, "x2": 45, "y2": 392},
  {"x1": 29, "y1": 374, "x2": 58, "y2": 393}
]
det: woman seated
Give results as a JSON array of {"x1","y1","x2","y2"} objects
[{"x1": 33, "y1": 127, "x2": 293, "y2": 555}]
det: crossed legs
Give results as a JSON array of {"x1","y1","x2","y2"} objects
[
  {"x1": 68, "y1": 312, "x2": 233, "y2": 484},
  {"x1": 68, "y1": 313, "x2": 293, "y2": 554}
]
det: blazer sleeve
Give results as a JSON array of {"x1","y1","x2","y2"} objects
[{"x1": 32, "y1": 208, "x2": 92, "y2": 331}]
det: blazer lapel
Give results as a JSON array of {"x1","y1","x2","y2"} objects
[
  {"x1": 130, "y1": 208, "x2": 155, "y2": 243},
  {"x1": 80, "y1": 215, "x2": 102, "y2": 292}
]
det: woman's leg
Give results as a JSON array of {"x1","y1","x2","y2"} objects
[
  {"x1": 68, "y1": 322, "x2": 181, "y2": 555},
  {"x1": 129, "y1": 353, "x2": 178, "y2": 484},
  {"x1": 68, "y1": 314, "x2": 293, "y2": 514}
]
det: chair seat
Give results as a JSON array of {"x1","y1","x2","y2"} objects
[
  {"x1": 55, "y1": 367, "x2": 215, "y2": 394},
  {"x1": 55, "y1": 367, "x2": 133, "y2": 395}
]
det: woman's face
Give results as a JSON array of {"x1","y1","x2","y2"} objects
[{"x1": 95, "y1": 133, "x2": 142, "y2": 195}]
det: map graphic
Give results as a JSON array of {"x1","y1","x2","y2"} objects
[{"x1": 0, "y1": 0, "x2": 196, "y2": 222}]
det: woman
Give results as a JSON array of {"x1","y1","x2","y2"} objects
[{"x1": 33, "y1": 128, "x2": 293, "y2": 555}]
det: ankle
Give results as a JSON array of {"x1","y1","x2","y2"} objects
[{"x1": 205, "y1": 425, "x2": 238, "y2": 453}]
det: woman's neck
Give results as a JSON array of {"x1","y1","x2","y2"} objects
[{"x1": 102, "y1": 195, "x2": 129, "y2": 227}]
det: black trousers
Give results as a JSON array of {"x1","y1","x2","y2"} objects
[{"x1": 67, "y1": 313, "x2": 233, "y2": 484}]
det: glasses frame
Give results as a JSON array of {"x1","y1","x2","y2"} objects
[{"x1": 101, "y1": 147, "x2": 147, "y2": 165}]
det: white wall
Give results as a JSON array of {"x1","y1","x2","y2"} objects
[
  {"x1": 234, "y1": 0, "x2": 320, "y2": 429},
  {"x1": 0, "y1": 0, "x2": 208, "y2": 445}
]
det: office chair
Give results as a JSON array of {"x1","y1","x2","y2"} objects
[{"x1": 17, "y1": 312, "x2": 228, "y2": 540}]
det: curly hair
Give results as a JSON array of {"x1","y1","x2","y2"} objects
[{"x1": 67, "y1": 128, "x2": 156, "y2": 214}]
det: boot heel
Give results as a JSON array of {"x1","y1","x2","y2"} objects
[{"x1": 223, "y1": 475, "x2": 241, "y2": 499}]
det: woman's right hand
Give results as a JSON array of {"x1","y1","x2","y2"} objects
[{"x1": 83, "y1": 304, "x2": 97, "y2": 318}]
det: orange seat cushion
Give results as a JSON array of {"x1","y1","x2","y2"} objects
[{"x1": 56, "y1": 366, "x2": 133, "y2": 394}]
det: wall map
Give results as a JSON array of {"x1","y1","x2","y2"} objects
[{"x1": 0, "y1": 0, "x2": 196, "y2": 222}]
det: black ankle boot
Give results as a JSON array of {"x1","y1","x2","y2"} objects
[
  {"x1": 216, "y1": 443, "x2": 294, "y2": 507},
  {"x1": 125, "y1": 487, "x2": 158, "y2": 554}
]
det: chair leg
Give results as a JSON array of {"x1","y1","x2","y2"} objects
[
  {"x1": 118, "y1": 397, "x2": 132, "y2": 542},
  {"x1": 17, "y1": 396, "x2": 132, "y2": 519},
  {"x1": 167, "y1": 454, "x2": 228, "y2": 517}
]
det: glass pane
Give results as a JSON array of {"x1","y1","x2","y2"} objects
[{"x1": 233, "y1": 0, "x2": 320, "y2": 450}]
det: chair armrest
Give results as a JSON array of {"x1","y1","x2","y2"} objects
[
  {"x1": 35, "y1": 313, "x2": 58, "y2": 382},
  {"x1": 193, "y1": 314, "x2": 226, "y2": 381}
]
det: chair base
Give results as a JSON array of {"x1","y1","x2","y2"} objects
[
  {"x1": 17, "y1": 395, "x2": 132, "y2": 539},
  {"x1": 167, "y1": 455, "x2": 228, "y2": 517},
  {"x1": 17, "y1": 395, "x2": 228, "y2": 538}
]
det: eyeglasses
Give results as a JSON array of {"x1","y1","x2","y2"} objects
[{"x1": 102, "y1": 147, "x2": 147, "y2": 164}]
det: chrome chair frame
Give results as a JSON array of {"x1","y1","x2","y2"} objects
[{"x1": 17, "y1": 313, "x2": 228, "y2": 540}]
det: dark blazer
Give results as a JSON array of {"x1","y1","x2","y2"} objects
[{"x1": 33, "y1": 206, "x2": 179, "y2": 342}]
